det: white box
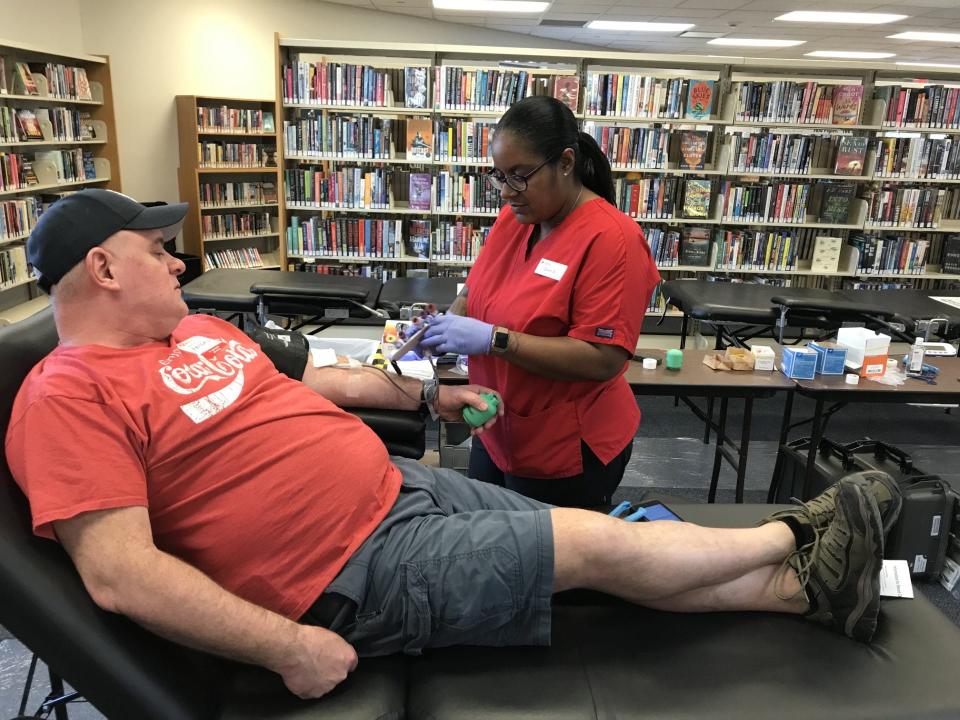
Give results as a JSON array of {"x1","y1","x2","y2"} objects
[
  {"x1": 836, "y1": 327, "x2": 891, "y2": 378},
  {"x1": 751, "y1": 345, "x2": 775, "y2": 371}
]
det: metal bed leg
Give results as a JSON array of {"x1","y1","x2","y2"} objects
[
  {"x1": 801, "y1": 399, "x2": 826, "y2": 502},
  {"x1": 708, "y1": 397, "x2": 729, "y2": 503},
  {"x1": 703, "y1": 396, "x2": 714, "y2": 444}
]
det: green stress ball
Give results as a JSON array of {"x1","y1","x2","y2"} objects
[
  {"x1": 665, "y1": 348, "x2": 683, "y2": 371},
  {"x1": 463, "y1": 392, "x2": 500, "y2": 427}
]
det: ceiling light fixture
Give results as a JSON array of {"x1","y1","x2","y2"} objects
[
  {"x1": 896, "y1": 61, "x2": 960, "y2": 69},
  {"x1": 587, "y1": 20, "x2": 695, "y2": 32},
  {"x1": 805, "y1": 50, "x2": 896, "y2": 59},
  {"x1": 888, "y1": 31, "x2": 960, "y2": 43},
  {"x1": 707, "y1": 37, "x2": 806, "y2": 48},
  {"x1": 432, "y1": 0, "x2": 549, "y2": 11},
  {"x1": 776, "y1": 11, "x2": 908, "y2": 25}
]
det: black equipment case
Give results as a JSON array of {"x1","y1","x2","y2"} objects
[{"x1": 771, "y1": 438, "x2": 955, "y2": 579}]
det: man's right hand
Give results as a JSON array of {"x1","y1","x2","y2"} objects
[{"x1": 275, "y1": 624, "x2": 359, "y2": 699}]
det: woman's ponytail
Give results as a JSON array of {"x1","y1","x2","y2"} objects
[{"x1": 576, "y1": 132, "x2": 615, "y2": 205}]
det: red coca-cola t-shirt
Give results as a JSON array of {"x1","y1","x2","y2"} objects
[{"x1": 5, "y1": 314, "x2": 401, "y2": 620}]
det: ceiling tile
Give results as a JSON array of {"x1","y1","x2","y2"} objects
[{"x1": 678, "y1": 0, "x2": 749, "y2": 9}]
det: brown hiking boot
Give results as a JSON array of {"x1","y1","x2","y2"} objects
[{"x1": 774, "y1": 478, "x2": 885, "y2": 643}]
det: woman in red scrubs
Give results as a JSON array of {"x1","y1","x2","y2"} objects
[{"x1": 422, "y1": 95, "x2": 661, "y2": 507}]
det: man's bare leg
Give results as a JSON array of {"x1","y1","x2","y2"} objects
[{"x1": 551, "y1": 509, "x2": 800, "y2": 610}]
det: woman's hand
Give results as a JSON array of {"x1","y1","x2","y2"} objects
[
  {"x1": 421, "y1": 313, "x2": 494, "y2": 356},
  {"x1": 436, "y1": 384, "x2": 504, "y2": 434}
]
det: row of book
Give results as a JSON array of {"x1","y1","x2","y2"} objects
[
  {"x1": 728, "y1": 130, "x2": 838, "y2": 175},
  {"x1": 865, "y1": 186, "x2": 951, "y2": 228},
  {"x1": 0, "y1": 58, "x2": 93, "y2": 101},
  {"x1": 614, "y1": 177, "x2": 713, "y2": 220},
  {"x1": 282, "y1": 61, "x2": 401, "y2": 107},
  {"x1": 432, "y1": 66, "x2": 541, "y2": 112},
  {"x1": 734, "y1": 82, "x2": 863, "y2": 126},
  {"x1": 584, "y1": 124, "x2": 669, "y2": 169},
  {"x1": 283, "y1": 114, "x2": 395, "y2": 159},
  {"x1": 0, "y1": 197, "x2": 39, "y2": 239},
  {"x1": 433, "y1": 119, "x2": 495, "y2": 164},
  {"x1": 583, "y1": 75, "x2": 715, "y2": 120},
  {"x1": 285, "y1": 166, "x2": 391, "y2": 209},
  {"x1": 197, "y1": 142, "x2": 271, "y2": 167},
  {"x1": 714, "y1": 229, "x2": 800, "y2": 271},
  {"x1": 433, "y1": 220, "x2": 490, "y2": 262},
  {"x1": 200, "y1": 211, "x2": 273, "y2": 239},
  {"x1": 848, "y1": 233, "x2": 932, "y2": 275},
  {"x1": 718, "y1": 180, "x2": 859, "y2": 225},
  {"x1": 433, "y1": 170, "x2": 500, "y2": 215},
  {"x1": 877, "y1": 85, "x2": 960, "y2": 129},
  {"x1": 286, "y1": 216, "x2": 403, "y2": 258},
  {"x1": 199, "y1": 181, "x2": 278, "y2": 207},
  {"x1": 0, "y1": 244, "x2": 28, "y2": 289},
  {"x1": 874, "y1": 135, "x2": 960, "y2": 180},
  {"x1": 204, "y1": 248, "x2": 270, "y2": 270},
  {"x1": 0, "y1": 149, "x2": 97, "y2": 190},
  {"x1": 286, "y1": 261, "x2": 401, "y2": 282},
  {"x1": 196, "y1": 106, "x2": 275, "y2": 133},
  {"x1": 0, "y1": 106, "x2": 97, "y2": 144}
]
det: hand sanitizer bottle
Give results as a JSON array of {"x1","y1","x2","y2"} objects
[{"x1": 909, "y1": 337, "x2": 925, "y2": 373}]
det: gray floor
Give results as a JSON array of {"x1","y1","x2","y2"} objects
[{"x1": 3, "y1": 392, "x2": 959, "y2": 718}]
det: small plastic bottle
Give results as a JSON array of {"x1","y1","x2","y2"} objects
[{"x1": 909, "y1": 337, "x2": 925, "y2": 373}]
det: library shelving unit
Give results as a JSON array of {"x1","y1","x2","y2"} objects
[
  {"x1": 175, "y1": 95, "x2": 283, "y2": 272},
  {"x1": 0, "y1": 38, "x2": 121, "y2": 324},
  {"x1": 273, "y1": 37, "x2": 960, "y2": 309}
]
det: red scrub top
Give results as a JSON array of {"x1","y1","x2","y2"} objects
[{"x1": 467, "y1": 197, "x2": 661, "y2": 479}]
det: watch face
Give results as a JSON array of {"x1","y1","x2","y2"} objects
[{"x1": 494, "y1": 329, "x2": 509, "y2": 350}]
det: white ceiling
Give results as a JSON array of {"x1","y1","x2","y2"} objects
[{"x1": 327, "y1": 0, "x2": 960, "y2": 65}]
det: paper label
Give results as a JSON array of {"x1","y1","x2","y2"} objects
[
  {"x1": 932, "y1": 515, "x2": 942, "y2": 537},
  {"x1": 534, "y1": 258, "x2": 567, "y2": 281},
  {"x1": 310, "y1": 347, "x2": 338, "y2": 368},
  {"x1": 914, "y1": 555, "x2": 928, "y2": 575},
  {"x1": 879, "y1": 560, "x2": 914, "y2": 598}
]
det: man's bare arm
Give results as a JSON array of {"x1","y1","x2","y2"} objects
[
  {"x1": 55, "y1": 507, "x2": 357, "y2": 698},
  {"x1": 447, "y1": 285, "x2": 468, "y2": 316}
]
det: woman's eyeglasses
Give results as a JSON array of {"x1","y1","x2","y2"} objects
[{"x1": 486, "y1": 153, "x2": 559, "y2": 193}]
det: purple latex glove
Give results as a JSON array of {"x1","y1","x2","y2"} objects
[{"x1": 421, "y1": 313, "x2": 494, "y2": 356}]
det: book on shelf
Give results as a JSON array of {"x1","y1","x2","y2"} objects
[
  {"x1": 262, "y1": 182, "x2": 278, "y2": 203},
  {"x1": 834, "y1": 135, "x2": 868, "y2": 176},
  {"x1": 942, "y1": 234, "x2": 960, "y2": 274},
  {"x1": 405, "y1": 67, "x2": 428, "y2": 109},
  {"x1": 615, "y1": 176, "x2": 678, "y2": 219},
  {"x1": 678, "y1": 130, "x2": 708, "y2": 170},
  {"x1": 0, "y1": 56, "x2": 6, "y2": 95},
  {"x1": 817, "y1": 183, "x2": 856, "y2": 224},
  {"x1": 685, "y1": 80, "x2": 714, "y2": 120},
  {"x1": 553, "y1": 76, "x2": 580, "y2": 112},
  {"x1": 585, "y1": 123, "x2": 667, "y2": 168},
  {"x1": 15, "y1": 110, "x2": 43, "y2": 141},
  {"x1": 644, "y1": 228, "x2": 680, "y2": 266},
  {"x1": 810, "y1": 235, "x2": 843, "y2": 272},
  {"x1": 831, "y1": 85, "x2": 863, "y2": 126},
  {"x1": 681, "y1": 179, "x2": 712, "y2": 219},
  {"x1": 406, "y1": 118, "x2": 432, "y2": 161},
  {"x1": 12, "y1": 62, "x2": 38, "y2": 96},
  {"x1": 408, "y1": 172, "x2": 432, "y2": 210},
  {"x1": 74, "y1": 67, "x2": 92, "y2": 102},
  {"x1": 406, "y1": 219, "x2": 431, "y2": 259},
  {"x1": 262, "y1": 112, "x2": 275, "y2": 133},
  {"x1": 680, "y1": 227, "x2": 711, "y2": 266},
  {"x1": 849, "y1": 232, "x2": 930, "y2": 274}
]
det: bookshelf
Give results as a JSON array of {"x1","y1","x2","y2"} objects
[
  {"x1": 272, "y1": 38, "x2": 960, "y2": 303},
  {"x1": 0, "y1": 39, "x2": 121, "y2": 321},
  {"x1": 175, "y1": 95, "x2": 283, "y2": 271}
]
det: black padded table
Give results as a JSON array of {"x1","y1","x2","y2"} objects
[
  {"x1": 180, "y1": 268, "x2": 385, "y2": 328},
  {"x1": 665, "y1": 279, "x2": 960, "y2": 347},
  {"x1": 377, "y1": 276, "x2": 462, "y2": 316}
]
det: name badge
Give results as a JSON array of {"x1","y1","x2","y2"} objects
[{"x1": 534, "y1": 258, "x2": 567, "y2": 281}]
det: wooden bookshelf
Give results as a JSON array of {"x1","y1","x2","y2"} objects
[
  {"x1": 0, "y1": 39, "x2": 122, "y2": 321},
  {"x1": 175, "y1": 95, "x2": 283, "y2": 272},
  {"x1": 271, "y1": 37, "x2": 960, "y2": 291}
]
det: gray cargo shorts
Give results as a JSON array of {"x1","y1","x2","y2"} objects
[{"x1": 319, "y1": 458, "x2": 555, "y2": 656}]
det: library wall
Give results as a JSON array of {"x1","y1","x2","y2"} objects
[
  {"x1": 4, "y1": 0, "x2": 85, "y2": 57},
  {"x1": 73, "y1": 0, "x2": 591, "y2": 205}
]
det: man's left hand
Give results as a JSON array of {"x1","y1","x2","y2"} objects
[
  {"x1": 436, "y1": 384, "x2": 504, "y2": 434},
  {"x1": 421, "y1": 314, "x2": 494, "y2": 356}
]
